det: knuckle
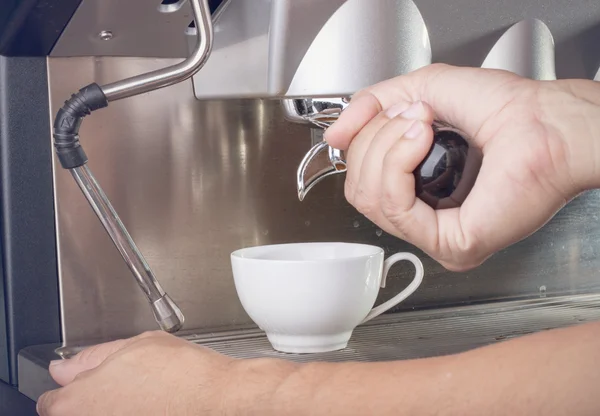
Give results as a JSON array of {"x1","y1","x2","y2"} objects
[
  {"x1": 73, "y1": 346, "x2": 102, "y2": 367},
  {"x1": 350, "y1": 87, "x2": 372, "y2": 101},
  {"x1": 37, "y1": 393, "x2": 50, "y2": 416},
  {"x1": 72, "y1": 371, "x2": 88, "y2": 383},
  {"x1": 436, "y1": 226, "x2": 486, "y2": 271},
  {"x1": 387, "y1": 212, "x2": 416, "y2": 240},
  {"x1": 138, "y1": 330, "x2": 165, "y2": 339},
  {"x1": 78, "y1": 344, "x2": 103, "y2": 361},
  {"x1": 426, "y1": 62, "x2": 450, "y2": 72},
  {"x1": 130, "y1": 331, "x2": 172, "y2": 353},
  {"x1": 440, "y1": 260, "x2": 468, "y2": 272},
  {"x1": 455, "y1": 232, "x2": 478, "y2": 256},
  {"x1": 37, "y1": 390, "x2": 71, "y2": 416},
  {"x1": 441, "y1": 254, "x2": 483, "y2": 272}
]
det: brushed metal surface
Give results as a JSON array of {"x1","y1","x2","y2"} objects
[
  {"x1": 50, "y1": 0, "x2": 600, "y2": 81},
  {"x1": 50, "y1": 0, "x2": 196, "y2": 58},
  {"x1": 186, "y1": 0, "x2": 270, "y2": 98},
  {"x1": 481, "y1": 19, "x2": 556, "y2": 80},
  {"x1": 100, "y1": 0, "x2": 214, "y2": 101},
  {"x1": 283, "y1": 0, "x2": 430, "y2": 97},
  {"x1": 18, "y1": 294, "x2": 600, "y2": 402},
  {"x1": 188, "y1": 0, "x2": 430, "y2": 98},
  {"x1": 17, "y1": 346, "x2": 60, "y2": 402},
  {"x1": 50, "y1": 56, "x2": 600, "y2": 346}
]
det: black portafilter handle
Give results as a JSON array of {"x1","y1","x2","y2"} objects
[{"x1": 414, "y1": 124, "x2": 483, "y2": 209}]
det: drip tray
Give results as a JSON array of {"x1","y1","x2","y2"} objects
[
  {"x1": 18, "y1": 294, "x2": 600, "y2": 401},
  {"x1": 184, "y1": 294, "x2": 600, "y2": 362}
]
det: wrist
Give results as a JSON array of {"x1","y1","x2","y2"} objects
[
  {"x1": 227, "y1": 358, "x2": 300, "y2": 416},
  {"x1": 537, "y1": 79, "x2": 600, "y2": 193},
  {"x1": 268, "y1": 358, "x2": 454, "y2": 416},
  {"x1": 268, "y1": 361, "x2": 343, "y2": 416}
]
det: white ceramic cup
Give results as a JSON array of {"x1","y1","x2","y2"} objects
[{"x1": 231, "y1": 242, "x2": 424, "y2": 354}]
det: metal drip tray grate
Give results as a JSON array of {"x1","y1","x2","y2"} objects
[{"x1": 185, "y1": 294, "x2": 600, "y2": 363}]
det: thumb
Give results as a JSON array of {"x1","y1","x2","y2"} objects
[{"x1": 49, "y1": 338, "x2": 134, "y2": 386}]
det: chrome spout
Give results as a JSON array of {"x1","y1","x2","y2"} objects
[
  {"x1": 297, "y1": 141, "x2": 346, "y2": 201},
  {"x1": 284, "y1": 97, "x2": 350, "y2": 200}
]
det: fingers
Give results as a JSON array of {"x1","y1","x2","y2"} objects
[
  {"x1": 341, "y1": 98, "x2": 469, "y2": 265},
  {"x1": 344, "y1": 102, "x2": 410, "y2": 198},
  {"x1": 347, "y1": 102, "x2": 435, "y2": 234},
  {"x1": 374, "y1": 119, "x2": 474, "y2": 269},
  {"x1": 379, "y1": 120, "x2": 443, "y2": 252},
  {"x1": 357, "y1": 101, "x2": 434, "y2": 200},
  {"x1": 324, "y1": 64, "x2": 441, "y2": 149},
  {"x1": 325, "y1": 63, "x2": 527, "y2": 151},
  {"x1": 325, "y1": 93, "x2": 386, "y2": 150},
  {"x1": 39, "y1": 331, "x2": 180, "y2": 416},
  {"x1": 48, "y1": 334, "x2": 152, "y2": 386}
]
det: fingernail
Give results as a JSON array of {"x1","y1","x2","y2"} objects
[
  {"x1": 50, "y1": 360, "x2": 65, "y2": 367},
  {"x1": 404, "y1": 121, "x2": 423, "y2": 139},
  {"x1": 400, "y1": 101, "x2": 424, "y2": 120},
  {"x1": 385, "y1": 102, "x2": 408, "y2": 119}
]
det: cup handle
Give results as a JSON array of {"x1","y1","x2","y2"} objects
[{"x1": 360, "y1": 252, "x2": 424, "y2": 324}]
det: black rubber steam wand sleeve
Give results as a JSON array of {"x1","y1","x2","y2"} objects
[{"x1": 52, "y1": 83, "x2": 108, "y2": 169}]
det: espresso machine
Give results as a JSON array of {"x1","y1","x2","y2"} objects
[{"x1": 1, "y1": 0, "x2": 600, "y2": 411}]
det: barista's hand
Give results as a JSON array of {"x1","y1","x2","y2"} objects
[
  {"x1": 325, "y1": 63, "x2": 600, "y2": 270},
  {"x1": 36, "y1": 331, "x2": 296, "y2": 416}
]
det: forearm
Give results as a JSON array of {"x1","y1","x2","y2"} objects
[
  {"x1": 538, "y1": 79, "x2": 600, "y2": 192},
  {"x1": 265, "y1": 321, "x2": 600, "y2": 415}
]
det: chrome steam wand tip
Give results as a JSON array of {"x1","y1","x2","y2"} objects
[{"x1": 152, "y1": 294, "x2": 185, "y2": 333}]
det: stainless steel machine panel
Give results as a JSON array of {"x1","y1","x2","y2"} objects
[
  {"x1": 50, "y1": 0, "x2": 197, "y2": 58},
  {"x1": 50, "y1": 56, "x2": 600, "y2": 346},
  {"x1": 50, "y1": 0, "x2": 600, "y2": 80}
]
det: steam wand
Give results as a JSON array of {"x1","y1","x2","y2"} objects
[{"x1": 52, "y1": 0, "x2": 214, "y2": 333}]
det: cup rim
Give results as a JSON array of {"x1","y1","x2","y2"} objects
[{"x1": 230, "y1": 242, "x2": 384, "y2": 263}]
